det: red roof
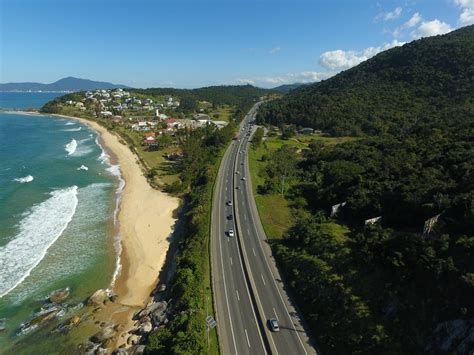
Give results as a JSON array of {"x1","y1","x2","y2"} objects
[
  {"x1": 166, "y1": 118, "x2": 178, "y2": 124},
  {"x1": 146, "y1": 132, "x2": 156, "y2": 137}
]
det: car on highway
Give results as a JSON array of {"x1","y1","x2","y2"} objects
[
  {"x1": 241, "y1": 177, "x2": 246, "y2": 181},
  {"x1": 268, "y1": 318, "x2": 280, "y2": 332},
  {"x1": 227, "y1": 229, "x2": 235, "y2": 237},
  {"x1": 226, "y1": 200, "x2": 232, "y2": 206},
  {"x1": 227, "y1": 214, "x2": 233, "y2": 220},
  {"x1": 235, "y1": 171, "x2": 239, "y2": 174}
]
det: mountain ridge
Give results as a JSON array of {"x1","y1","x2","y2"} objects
[
  {"x1": 258, "y1": 25, "x2": 474, "y2": 136},
  {"x1": 0, "y1": 76, "x2": 129, "y2": 92}
]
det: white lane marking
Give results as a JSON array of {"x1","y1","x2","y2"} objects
[
  {"x1": 247, "y1": 228, "x2": 250, "y2": 235},
  {"x1": 236, "y1": 289, "x2": 240, "y2": 301},
  {"x1": 245, "y1": 329, "x2": 251, "y2": 348},
  {"x1": 252, "y1": 248, "x2": 256, "y2": 257},
  {"x1": 273, "y1": 307, "x2": 279, "y2": 321},
  {"x1": 261, "y1": 273, "x2": 266, "y2": 286},
  {"x1": 230, "y1": 257, "x2": 233, "y2": 265}
]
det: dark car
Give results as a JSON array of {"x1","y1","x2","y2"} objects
[{"x1": 227, "y1": 214, "x2": 233, "y2": 220}]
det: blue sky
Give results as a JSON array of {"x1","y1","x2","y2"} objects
[{"x1": 0, "y1": 0, "x2": 472, "y2": 88}]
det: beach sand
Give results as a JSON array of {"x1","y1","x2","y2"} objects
[{"x1": 55, "y1": 114, "x2": 179, "y2": 347}]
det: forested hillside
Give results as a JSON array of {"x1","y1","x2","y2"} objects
[
  {"x1": 252, "y1": 25, "x2": 474, "y2": 354},
  {"x1": 257, "y1": 25, "x2": 474, "y2": 137}
]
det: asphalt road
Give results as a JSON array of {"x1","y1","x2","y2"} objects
[{"x1": 211, "y1": 102, "x2": 316, "y2": 354}]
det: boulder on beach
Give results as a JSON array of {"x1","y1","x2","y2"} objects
[
  {"x1": 49, "y1": 288, "x2": 70, "y2": 304},
  {"x1": 139, "y1": 321, "x2": 153, "y2": 335},
  {"x1": 91, "y1": 325, "x2": 117, "y2": 343},
  {"x1": 88, "y1": 289, "x2": 109, "y2": 306},
  {"x1": 127, "y1": 334, "x2": 140, "y2": 346}
]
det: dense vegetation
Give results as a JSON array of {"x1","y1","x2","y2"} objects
[
  {"x1": 253, "y1": 26, "x2": 474, "y2": 354},
  {"x1": 132, "y1": 85, "x2": 269, "y2": 112},
  {"x1": 257, "y1": 25, "x2": 474, "y2": 137}
]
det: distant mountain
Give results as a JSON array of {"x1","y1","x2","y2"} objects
[
  {"x1": 258, "y1": 25, "x2": 474, "y2": 136},
  {"x1": 0, "y1": 77, "x2": 129, "y2": 92},
  {"x1": 271, "y1": 83, "x2": 308, "y2": 93}
]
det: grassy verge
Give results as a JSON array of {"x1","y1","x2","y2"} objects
[{"x1": 248, "y1": 134, "x2": 356, "y2": 240}]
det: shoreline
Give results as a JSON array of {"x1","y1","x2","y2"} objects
[{"x1": 52, "y1": 113, "x2": 179, "y2": 347}]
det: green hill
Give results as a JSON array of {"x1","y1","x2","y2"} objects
[
  {"x1": 257, "y1": 25, "x2": 474, "y2": 137},
  {"x1": 253, "y1": 25, "x2": 474, "y2": 354}
]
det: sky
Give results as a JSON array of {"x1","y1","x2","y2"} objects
[{"x1": 0, "y1": 0, "x2": 473, "y2": 88}]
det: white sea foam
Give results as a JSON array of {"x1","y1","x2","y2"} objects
[
  {"x1": 77, "y1": 165, "x2": 89, "y2": 171},
  {"x1": 93, "y1": 137, "x2": 125, "y2": 290},
  {"x1": 0, "y1": 186, "x2": 79, "y2": 298},
  {"x1": 14, "y1": 175, "x2": 34, "y2": 183},
  {"x1": 65, "y1": 139, "x2": 77, "y2": 156},
  {"x1": 64, "y1": 122, "x2": 75, "y2": 126},
  {"x1": 63, "y1": 127, "x2": 82, "y2": 132}
]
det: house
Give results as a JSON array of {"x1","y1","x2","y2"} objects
[
  {"x1": 75, "y1": 102, "x2": 84, "y2": 108},
  {"x1": 131, "y1": 121, "x2": 149, "y2": 131},
  {"x1": 299, "y1": 127, "x2": 314, "y2": 135},
  {"x1": 145, "y1": 132, "x2": 156, "y2": 145},
  {"x1": 165, "y1": 118, "x2": 183, "y2": 130},
  {"x1": 193, "y1": 113, "x2": 211, "y2": 121},
  {"x1": 100, "y1": 111, "x2": 113, "y2": 117},
  {"x1": 210, "y1": 120, "x2": 228, "y2": 129}
]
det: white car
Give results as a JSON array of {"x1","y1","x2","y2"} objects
[{"x1": 228, "y1": 229, "x2": 235, "y2": 237}]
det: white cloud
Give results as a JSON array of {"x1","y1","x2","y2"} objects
[
  {"x1": 319, "y1": 40, "x2": 405, "y2": 71},
  {"x1": 390, "y1": 12, "x2": 422, "y2": 38},
  {"x1": 454, "y1": 0, "x2": 474, "y2": 25},
  {"x1": 269, "y1": 46, "x2": 281, "y2": 54},
  {"x1": 235, "y1": 71, "x2": 334, "y2": 88},
  {"x1": 411, "y1": 19, "x2": 453, "y2": 38},
  {"x1": 405, "y1": 12, "x2": 422, "y2": 28},
  {"x1": 384, "y1": 7, "x2": 403, "y2": 21}
]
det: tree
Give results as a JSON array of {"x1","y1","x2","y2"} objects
[
  {"x1": 252, "y1": 127, "x2": 264, "y2": 147},
  {"x1": 267, "y1": 145, "x2": 298, "y2": 195}
]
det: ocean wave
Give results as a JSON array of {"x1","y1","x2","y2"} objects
[
  {"x1": 93, "y1": 136, "x2": 125, "y2": 291},
  {"x1": 77, "y1": 165, "x2": 89, "y2": 171},
  {"x1": 0, "y1": 186, "x2": 79, "y2": 298},
  {"x1": 65, "y1": 139, "x2": 77, "y2": 156},
  {"x1": 64, "y1": 122, "x2": 75, "y2": 126},
  {"x1": 14, "y1": 175, "x2": 34, "y2": 183},
  {"x1": 62, "y1": 127, "x2": 82, "y2": 132}
]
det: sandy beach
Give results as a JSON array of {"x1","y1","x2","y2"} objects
[{"x1": 54, "y1": 114, "x2": 179, "y2": 346}]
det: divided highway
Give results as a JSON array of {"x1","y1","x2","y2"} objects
[{"x1": 211, "y1": 102, "x2": 316, "y2": 354}]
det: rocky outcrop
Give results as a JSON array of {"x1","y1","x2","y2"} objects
[
  {"x1": 87, "y1": 289, "x2": 109, "y2": 306},
  {"x1": 427, "y1": 319, "x2": 474, "y2": 354},
  {"x1": 49, "y1": 288, "x2": 70, "y2": 304},
  {"x1": 91, "y1": 325, "x2": 117, "y2": 344}
]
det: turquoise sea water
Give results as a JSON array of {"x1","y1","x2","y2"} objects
[
  {"x1": 0, "y1": 96, "x2": 121, "y2": 352},
  {"x1": 0, "y1": 92, "x2": 64, "y2": 110}
]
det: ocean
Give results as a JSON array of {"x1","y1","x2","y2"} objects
[{"x1": 0, "y1": 94, "x2": 122, "y2": 352}]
